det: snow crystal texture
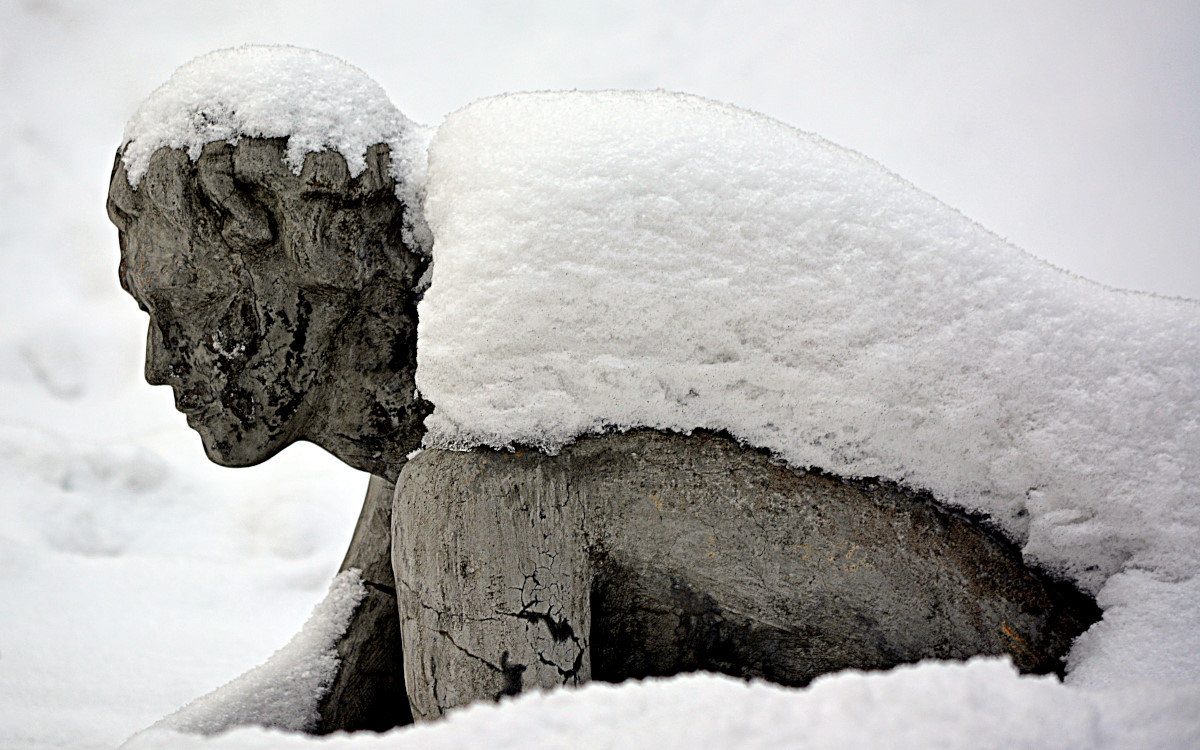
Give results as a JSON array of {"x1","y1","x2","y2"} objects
[
  {"x1": 134, "y1": 569, "x2": 365, "y2": 738},
  {"x1": 124, "y1": 660, "x2": 1200, "y2": 750},
  {"x1": 119, "y1": 45, "x2": 430, "y2": 242},
  {"x1": 418, "y1": 91, "x2": 1200, "y2": 596}
]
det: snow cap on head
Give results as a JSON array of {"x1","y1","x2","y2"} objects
[{"x1": 119, "y1": 45, "x2": 414, "y2": 187}]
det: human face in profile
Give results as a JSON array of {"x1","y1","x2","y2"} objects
[{"x1": 107, "y1": 146, "x2": 333, "y2": 467}]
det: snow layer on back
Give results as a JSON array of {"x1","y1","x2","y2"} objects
[
  {"x1": 132, "y1": 569, "x2": 365, "y2": 738},
  {"x1": 417, "y1": 91, "x2": 1200, "y2": 597},
  {"x1": 119, "y1": 45, "x2": 429, "y2": 234},
  {"x1": 123, "y1": 659, "x2": 1200, "y2": 750}
]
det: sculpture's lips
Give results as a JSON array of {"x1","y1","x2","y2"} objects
[{"x1": 174, "y1": 387, "x2": 209, "y2": 414}]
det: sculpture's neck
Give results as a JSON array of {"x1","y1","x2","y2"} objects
[
  {"x1": 308, "y1": 427, "x2": 416, "y2": 482},
  {"x1": 303, "y1": 281, "x2": 430, "y2": 482}
]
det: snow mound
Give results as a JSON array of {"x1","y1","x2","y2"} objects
[
  {"x1": 119, "y1": 45, "x2": 430, "y2": 237},
  {"x1": 417, "y1": 91, "x2": 1200, "y2": 600},
  {"x1": 123, "y1": 659, "x2": 1200, "y2": 750},
  {"x1": 130, "y1": 569, "x2": 366, "y2": 739}
]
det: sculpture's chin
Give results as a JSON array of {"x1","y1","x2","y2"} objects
[
  {"x1": 200, "y1": 444, "x2": 271, "y2": 468},
  {"x1": 190, "y1": 419, "x2": 292, "y2": 469}
]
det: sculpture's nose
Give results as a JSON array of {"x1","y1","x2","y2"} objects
[{"x1": 144, "y1": 323, "x2": 172, "y2": 386}]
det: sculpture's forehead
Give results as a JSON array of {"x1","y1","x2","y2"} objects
[{"x1": 118, "y1": 204, "x2": 242, "y2": 306}]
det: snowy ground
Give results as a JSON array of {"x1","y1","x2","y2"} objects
[{"x1": 1, "y1": 3, "x2": 1198, "y2": 749}]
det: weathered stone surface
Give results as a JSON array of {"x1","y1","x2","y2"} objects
[
  {"x1": 108, "y1": 140, "x2": 427, "y2": 734},
  {"x1": 107, "y1": 140, "x2": 430, "y2": 481},
  {"x1": 394, "y1": 429, "x2": 1098, "y2": 717},
  {"x1": 315, "y1": 475, "x2": 411, "y2": 733},
  {"x1": 393, "y1": 455, "x2": 590, "y2": 721}
]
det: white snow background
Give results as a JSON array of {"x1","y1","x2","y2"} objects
[{"x1": 2, "y1": 2, "x2": 1198, "y2": 749}]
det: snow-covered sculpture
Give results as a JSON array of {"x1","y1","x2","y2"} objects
[
  {"x1": 110, "y1": 45, "x2": 1200, "y2": 736},
  {"x1": 107, "y1": 46, "x2": 429, "y2": 733},
  {"x1": 107, "y1": 48, "x2": 430, "y2": 480},
  {"x1": 107, "y1": 138, "x2": 427, "y2": 478}
]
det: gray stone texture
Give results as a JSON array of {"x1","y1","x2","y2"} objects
[
  {"x1": 106, "y1": 139, "x2": 430, "y2": 481},
  {"x1": 108, "y1": 139, "x2": 427, "y2": 733},
  {"x1": 316, "y1": 475, "x2": 411, "y2": 733},
  {"x1": 395, "y1": 430, "x2": 1098, "y2": 718}
]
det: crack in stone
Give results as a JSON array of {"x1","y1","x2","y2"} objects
[
  {"x1": 363, "y1": 579, "x2": 396, "y2": 597},
  {"x1": 434, "y1": 628, "x2": 502, "y2": 673},
  {"x1": 430, "y1": 628, "x2": 527, "y2": 698},
  {"x1": 506, "y1": 608, "x2": 577, "y2": 643},
  {"x1": 535, "y1": 638, "x2": 586, "y2": 683}
]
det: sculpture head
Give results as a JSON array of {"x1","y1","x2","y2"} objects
[{"x1": 106, "y1": 47, "x2": 430, "y2": 479}]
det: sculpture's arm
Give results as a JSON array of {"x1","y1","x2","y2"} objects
[
  {"x1": 315, "y1": 474, "x2": 411, "y2": 731},
  {"x1": 392, "y1": 451, "x2": 591, "y2": 720}
]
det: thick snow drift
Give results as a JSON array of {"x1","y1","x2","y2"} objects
[
  {"x1": 417, "y1": 91, "x2": 1200, "y2": 602},
  {"x1": 137, "y1": 569, "x2": 365, "y2": 738},
  {"x1": 125, "y1": 659, "x2": 1200, "y2": 750}
]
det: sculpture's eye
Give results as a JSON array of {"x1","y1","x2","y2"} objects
[{"x1": 107, "y1": 200, "x2": 136, "y2": 229}]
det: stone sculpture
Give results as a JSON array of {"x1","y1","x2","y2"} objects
[
  {"x1": 108, "y1": 133, "x2": 1098, "y2": 733},
  {"x1": 395, "y1": 429, "x2": 1096, "y2": 721},
  {"x1": 107, "y1": 138, "x2": 426, "y2": 730},
  {"x1": 106, "y1": 139, "x2": 428, "y2": 479}
]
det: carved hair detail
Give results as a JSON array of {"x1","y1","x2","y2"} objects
[{"x1": 109, "y1": 138, "x2": 420, "y2": 295}]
